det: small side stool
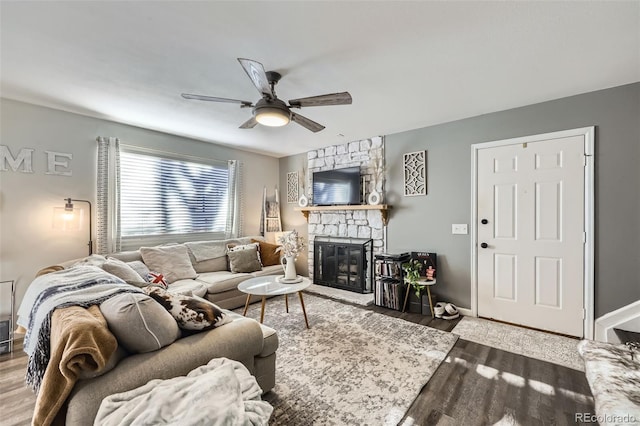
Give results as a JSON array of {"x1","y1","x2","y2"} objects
[{"x1": 402, "y1": 279, "x2": 436, "y2": 316}]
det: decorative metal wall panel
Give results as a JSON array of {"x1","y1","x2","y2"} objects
[
  {"x1": 287, "y1": 171, "x2": 299, "y2": 203},
  {"x1": 403, "y1": 151, "x2": 426, "y2": 196}
]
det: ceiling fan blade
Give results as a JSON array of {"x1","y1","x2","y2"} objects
[
  {"x1": 291, "y1": 113, "x2": 325, "y2": 133},
  {"x1": 182, "y1": 93, "x2": 253, "y2": 107},
  {"x1": 288, "y1": 92, "x2": 352, "y2": 108},
  {"x1": 237, "y1": 58, "x2": 274, "y2": 99},
  {"x1": 239, "y1": 116, "x2": 258, "y2": 129}
]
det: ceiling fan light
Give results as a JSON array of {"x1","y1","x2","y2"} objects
[{"x1": 255, "y1": 108, "x2": 290, "y2": 127}]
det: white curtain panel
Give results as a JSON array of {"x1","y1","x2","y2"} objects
[
  {"x1": 225, "y1": 160, "x2": 243, "y2": 239},
  {"x1": 96, "y1": 136, "x2": 121, "y2": 254}
]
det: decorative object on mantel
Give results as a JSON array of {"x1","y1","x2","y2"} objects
[
  {"x1": 53, "y1": 198, "x2": 93, "y2": 255},
  {"x1": 368, "y1": 148, "x2": 385, "y2": 205},
  {"x1": 367, "y1": 191, "x2": 382, "y2": 206},
  {"x1": 298, "y1": 160, "x2": 309, "y2": 207},
  {"x1": 286, "y1": 171, "x2": 298, "y2": 204},
  {"x1": 276, "y1": 230, "x2": 306, "y2": 281},
  {"x1": 403, "y1": 150, "x2": 426, "y2": 196}
]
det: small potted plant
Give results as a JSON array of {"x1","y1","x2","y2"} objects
[
  {"x1": 402, "y1": 259, "x2": 423, "y2": 299},
  {"x1": 402, "y1": 260, "x2": 431, "y2": 315}
]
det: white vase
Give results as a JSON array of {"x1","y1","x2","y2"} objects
[
  {"x1": 281, "y1": 256, "x2": 297, "y2": 280},
  {"x1": 368, "y1": 190, "x2": 382, "y2": 205},
  {"x1": 298, "y1": 194, "x2": 308, "y2": 207}
]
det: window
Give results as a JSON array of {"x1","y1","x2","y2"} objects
[{"x1": 119, "y1": 148, "x2": 233, "y2": 247}]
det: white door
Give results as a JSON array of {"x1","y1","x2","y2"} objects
[{"x1": 477, "y1": 134, "x2": 585, "y2": 337}]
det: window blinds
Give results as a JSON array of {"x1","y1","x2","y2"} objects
[{"x1": 119, "y1": 149, "x2": 230, "y2": 243}]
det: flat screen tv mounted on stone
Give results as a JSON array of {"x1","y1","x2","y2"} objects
[{"x1": 312, "y1": 166, "x2": 360, "y2": 206}]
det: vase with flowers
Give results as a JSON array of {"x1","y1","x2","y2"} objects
[{"x1": 276, "y1": 230, "x2": 306, "y2": 281}]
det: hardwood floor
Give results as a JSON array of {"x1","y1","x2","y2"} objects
[
  {"x1": 0, "y1": 340, "x2": 35, "y2": 426},
  {"x1": 0, "y1": 304, "x2": 594, "y2": 426}
]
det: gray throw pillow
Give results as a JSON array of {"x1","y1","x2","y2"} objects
[
  {"x1": 140, "y1": 244, "x2": 198, "y2": 283},
  {"x1": 102, "y1": 257, "x2": 146, "y2": 282},
  {"x1": 100, "y1": 293, "x2": 181, "y2": 353},
  {"x1": 127, "y1": 260, "x2": 150, "y2": 282},
  {"x1": 227, "y1": 246, "x2": 262, "y2": 273}
]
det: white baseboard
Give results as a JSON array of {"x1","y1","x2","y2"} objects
[
  {"x1": 594, "y1": 299, "x2": 640, "y2": 343},
  {"x1": 458, "y1": 307, "x2": 473, "y2": 317}
]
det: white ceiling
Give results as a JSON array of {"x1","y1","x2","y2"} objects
[{"x1": 1, "y1": 1, "x2": 638, "y2": 158}]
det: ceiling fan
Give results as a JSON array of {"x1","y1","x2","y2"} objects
[{"x1": 181, "y1": 58, "x2": 352, "y2": 133}]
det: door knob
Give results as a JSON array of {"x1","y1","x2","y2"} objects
[
  {"x1": 481, "y1": 219, "x2": 489, "y2": 225},
  {"x1": 480, "y1": 242, "x2": 488, "y2": 249}
]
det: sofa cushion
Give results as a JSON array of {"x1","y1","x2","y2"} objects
[
  {"x1": 250, "y1": 264, "x2": 284, "y2": 278},
  {"x1": 189, "y1": 254, "x2": 229, "y2": 274},
  {"x1": 100, "y1": 293, "x2": 181, "y2": 354},
  {"x1": 224, "y1": 310, "x2": 278, "y2": 358},
  {"x1": 140, "y1": 245, "x2": 197, "y2": 284},
  {"x1": 102, "y1": 258, "x2": 146, "y2": 283},
  {"x1": 168, "y1": 279, "x2": 208, "y2": 298},
  {"x1": 227, "y1": 246, "x2": 262, "y2": 273},
  {"x1": 196, "y1": 271, "x2": 252, "y2": 294},
  {"x1": 109, "y1": 250, "x2": 143, "y2": 263},
  {"x1": 144, "y1": 286, "x2": 232, "y2": 331},
  {"x1": 251, "y1": 239, "x2": 281, "y2": 267}
]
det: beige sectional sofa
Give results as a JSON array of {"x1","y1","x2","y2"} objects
[
  {"x1": 25, "y1": 236, "x2": 282, "y2": 425},
  {"x1": 109, "y1": 237, "x2": 284, "y2": 309}
]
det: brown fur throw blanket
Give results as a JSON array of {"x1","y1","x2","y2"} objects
[{"x1": 33, "y1": 305, "x2": 117, "y2": 426}]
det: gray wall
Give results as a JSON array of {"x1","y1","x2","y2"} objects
[
  {"x1": 278, "y1": 152, "x2": 309, "y2": 276},
  {"x1": 384, "y1": 82, "x2": 639, "y2": 318},
  {"x1": 0, "y1": 99, "x2": 279, "y2": 312}
]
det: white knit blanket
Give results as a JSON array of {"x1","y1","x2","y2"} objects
[
  {"x1": 95, "y1": 357, "x2": 273, "y2": 426},
  {"x1": 22, "y1": 266, "x2": 140, "y2": 392}
]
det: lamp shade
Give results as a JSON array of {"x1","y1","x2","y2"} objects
[
  {"x1": 253, "y1": 98, "x2": 290, "y2": 127},
  {"x1": 52, "y1": 206, "x2": 83, "y2": 231},
  {"x1": 53, "y1": 198, "x2": 93, "y2": 255}
]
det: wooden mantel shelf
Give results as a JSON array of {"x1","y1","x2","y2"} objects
[{"x1": 294, "y1": 205, "x2": 392, "y2": 226}]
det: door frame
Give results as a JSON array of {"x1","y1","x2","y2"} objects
[{"x1": 470, "y1": 127, "x2": 595, "y2": 339}]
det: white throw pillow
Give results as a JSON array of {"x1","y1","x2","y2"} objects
[{"x1": 140, "y1": 245, "x2": 198, "y2": 284}]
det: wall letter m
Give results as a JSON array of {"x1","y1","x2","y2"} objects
[{"x1": 0, "y1": 145, "x2": 34, "y2": 173}]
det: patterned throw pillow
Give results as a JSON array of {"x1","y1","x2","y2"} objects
[
  {"x1": 227, "y1": 242, "x2": 262, "y2": 265},
  {"x1": 147, "y1": 272, "x2": 168, "y2": 288},
  {"x1": 143, "y1": 286, "x2": 231, "y2": 331}
]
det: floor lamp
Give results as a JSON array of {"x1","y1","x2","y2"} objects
[{"x1": 53, "y1": 198, "x2": 93, "y2": 255}]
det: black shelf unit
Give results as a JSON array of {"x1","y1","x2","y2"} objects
[
  {"x1": 374, "y1": 253, "x2": 410, "y2": 310},
  {"x1": 314, "y1": 237, "x2": 373, "y2": 293}
]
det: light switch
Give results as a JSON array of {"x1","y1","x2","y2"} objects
[{"x1": 452, "y1": 224, "x2": 468, "y2": 235}]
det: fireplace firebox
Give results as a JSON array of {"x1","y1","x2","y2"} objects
[{"x1": 313, "y1": 237, "x2": 373, "y2": 293}]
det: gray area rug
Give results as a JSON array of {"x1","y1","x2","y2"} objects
[
  {"x1": 237, "y1": 294, "x2": 457, "y2": 425},
  {"x1": 303, "y1": 284, "x2": 374, "y2": 306},
  {"x1": 451, "y1": 316, "x2": 584, "y2": 371}
]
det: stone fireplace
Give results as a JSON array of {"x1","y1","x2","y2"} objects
[{"x1": 304, "y1": 136, "x2": 386, "y2": 286}]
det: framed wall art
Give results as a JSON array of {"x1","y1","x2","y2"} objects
[
  {"x1": 286, "y1": 171, "x2": 299, "y2": 203},
  {"x1": 403, "y1": 150, "x2": 426, "y2": 196}
]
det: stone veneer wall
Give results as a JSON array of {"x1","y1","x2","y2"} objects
[{"x1": 305, "y1": 136, "x2": 385, "y2": 281}]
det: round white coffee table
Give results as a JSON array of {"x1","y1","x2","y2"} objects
[{"x1": 238, "y1": 275, "x2": 312, "y2": 328}]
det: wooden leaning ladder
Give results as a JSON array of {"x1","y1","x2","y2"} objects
[{"x1": 261, "y1": 186, "x2": 282, "y2": 236}]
